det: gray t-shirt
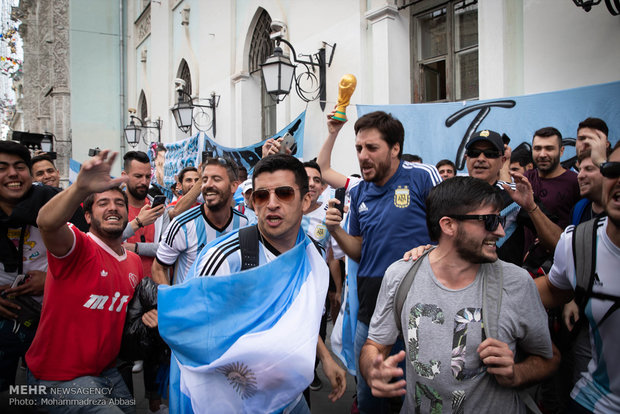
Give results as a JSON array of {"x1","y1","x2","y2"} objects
[{"x1": 369, "y1": 257, "x2": 553, "y2": 413}]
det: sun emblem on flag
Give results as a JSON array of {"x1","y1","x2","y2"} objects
[{"x1": 217, "y1": 362, "x2": 258, "y2": 400}]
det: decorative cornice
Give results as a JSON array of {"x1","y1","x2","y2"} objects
[
  {"x1": 231, "y1": 72, "x2": 250, "y2": 84},
  {"x1": 365, "y1": 5, "x2": 400, "y2": 24},
  {"x1": 135, "y1": 3, "x2": 151, "y2": 47}
]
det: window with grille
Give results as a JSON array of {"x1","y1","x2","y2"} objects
[
  {"x1": 139, "y1": 91, "x2": 148, "y2": 121},
  {"x1": 178, "y1": 59, "x2": 192, "y2": 97},
  {"x1": 411, "y1": 0, "x2": 478, "y2": 102},
  {"x1": 248, "y1": 9, "x2": 276, "y2": 139}
]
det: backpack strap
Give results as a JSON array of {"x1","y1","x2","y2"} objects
[
  {"x1": 572, "y1": 218, "x2": 599, "y2": 313},
  {"x1": 394, "y1": 248, "x2": 435, "y2": 334},
  {"x1": 570, "y1": 199, "x2": 590, "y2": 226},
  {"x1": 239, "y1": 225, "x2": 260, "y2": 270},
  {"x1": 482, "y1": 261, "x2": 503, "y2": 340}
]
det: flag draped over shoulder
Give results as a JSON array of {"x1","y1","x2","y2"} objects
[
  {"x1": 158, "y1": 230, "x2": 328, "y2": 414},
  {"x1": 329, "y1": 212, "x2": 359, "y2": 375}
]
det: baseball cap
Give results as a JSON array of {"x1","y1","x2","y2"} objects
[
  {"x1": 241, "y1": 179, "x2": 253, "y2": 194},
  {"x1": 465, "y1": 130, "x2": 504, "y2": 154}
]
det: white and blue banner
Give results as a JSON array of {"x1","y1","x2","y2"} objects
[
  {"x1": 149, "y1": 112, "x2": 306, "y2": 191},
  {"x1": 357, "y1": 81, "x2": 620, "y2": 170},
  {"x1": 157, "y1": 229, "x2": 328, "y2": 414},
  {"x1": 329, "y1": 213, "x2": 359, "y2": 376},
  {"x1": 68, "y1": 158, "x2": 81, "y2": 185}
]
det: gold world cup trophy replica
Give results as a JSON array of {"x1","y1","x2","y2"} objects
[{"x1": 332, "y1": 74, "x2": 357, "y2": 122}]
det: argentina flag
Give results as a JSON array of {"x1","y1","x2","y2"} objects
[
  {"x1": 328, "y1": 212, "x2": 359, "y2": 376},
  {"x1": 158, "y1": 230, "x2": 328, "y2": 413}
]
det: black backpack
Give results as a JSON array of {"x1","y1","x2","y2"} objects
[{"x1": 572, "y1": 217, "x2": 620, "y2": 327}]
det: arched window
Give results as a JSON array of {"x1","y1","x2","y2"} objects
[
  {"x1": 139, "y1": 90, "x2": 148, "y2": 121},
  {"x1": 178, "y1": 59, "x2": 192, "y2": 97},
  {"x1": 248, "y1": 10, "x2": 276, "y2": 139}
]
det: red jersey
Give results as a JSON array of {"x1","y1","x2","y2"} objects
[
  {"x1": 127, "y1": 201, "x2": 156, "y2": 277},
  {"x1": 26, "y1": 225, "x2": 144, "y2": 381}
]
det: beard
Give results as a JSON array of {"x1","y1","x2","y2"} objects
[
  {"x1": 127, "y1": 184, "x2": 148, "y2": 201},
  {"x1": 361, "y1": 156, "x2": 392, "y2": 184},
  {"x1": 89, "y1": 216, "x2": 128, "y2": 239},
  {"x1": 454, "y1": 225, "x2": 497, "y2": 264},
  {"x1": 535, "y1": 156, "x2": 560, "y2": 174},
  {"x1": 202, "y1": 187, "x2": 230, "y2": 212}
]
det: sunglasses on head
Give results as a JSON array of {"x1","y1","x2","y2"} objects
[
  {"x1": 600, "y1": 161, "x2": 620, "y2": 179},
  {"x1": 466, "y1": 149, "x2": 501, "y2": 159},
  {"x1": 206, "y1": 157, "x2": 238, "y2": 180},
  {"x1": 251, "y1": 186, "x2": 296, "y2": 206},
  {"x1": 448, "y1": 214, "x2": 506, "y2": 232}
]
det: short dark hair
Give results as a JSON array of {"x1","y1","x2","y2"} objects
[
  {"x1": 426, "y1": 176, "x2": 504, "y2": 242},
  {"x1": 402, "y1": 154, "x2": 422, "y2": 163},
  {"x1": 203, "y1": 157, "x2": 239, "y2": 182},
  {"x1": 354, "y1": 111, "x2": 404, "y2": 159},
  {"x1": 533, "y1": 127, "x2": 562, "y2": 147},
  {"x1": 510, "y1": 148, "x2": 533, "y2": 167},
  {"x1": 238, "y1": 165, "x2": 248, "y2": 182},
  {"x1": 123, "y1": 151, "x2": 150, "y2": 171},
  {"x1": 83, "y1": 187, "x2": 128, "y2": 214},
  {"x1": 435, "y1": 159, "x2": 455, "y2": 171},
  {"x1": 578, "y1": 117, "x2": 608, "y2": 137},
  {"x1": 0, "y1": 141, "x2": 32, "y2": 168},
  {"x1": 177, "y1": 166, "x2": 198, "y2": 183},
  {"x1": 155, "y1": 143, "x2": 167, "y2": 154},
  {"x1": 31, "y1": 154, "x2": 56, "y2": 169},
  {"x1": 303, "y1": 160, "x2": 322, "y2": 177},
  {"x1": 253, "y1": 154, "x2": 309, "y2": 196}
]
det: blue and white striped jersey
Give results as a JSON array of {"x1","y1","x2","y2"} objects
[{"x1": 156, "y1": 205, "x2": 247, "y2": 284}]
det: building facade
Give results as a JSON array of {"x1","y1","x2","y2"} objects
[{"x1": 9, "y1": 0, "x2": 620, "y2": 180}]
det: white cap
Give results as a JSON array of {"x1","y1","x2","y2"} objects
[{"x1": 241, "y1": 179, "x2": 253, "y2": 194}]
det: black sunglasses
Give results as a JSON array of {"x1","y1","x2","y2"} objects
[
  {"x1": 448, "y1": 214, "x2": 506, "y2": 232},
  {"x1": 252, "y1": 186, "x2": 296, "y2": 206},
  {"x1": 600, "y1": 161, "x2": 620, "y2": 179},
  {"x1": 466, "y1": 149, "x2": 501, "y2": 159}
]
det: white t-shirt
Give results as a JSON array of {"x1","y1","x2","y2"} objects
[{"x1": 549, "y1": 217, "x2": 620, "y2": 414}]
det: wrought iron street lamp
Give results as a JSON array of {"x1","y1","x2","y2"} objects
[
  {"x1": 123, "y1": 109, "x2": 162, "y2": 147},
  {"x1": 260, "y1": 33, "x2": 336, "y2": 110},
  {"x1": 171, "y1": 89, "x2": 220, "y2": 136}
]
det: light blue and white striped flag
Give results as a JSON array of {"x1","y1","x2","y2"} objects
[
  {"x1": 158, "y1": 230, "x2": 328, "y2": 413},
  {"x1": 329, "y1": 212, "x2": 359, "y2": 376},
  {"x1": 69, "y1": 158, "x2": 81, "y2": 185}
]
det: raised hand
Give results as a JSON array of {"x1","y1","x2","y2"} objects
[{"x1": 75, "y1": 150, "x2": 127, "y2": 194}]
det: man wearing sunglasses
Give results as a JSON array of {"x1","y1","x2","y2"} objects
[
  {"x1": 152, "y1": 157, "x2": 248, "y2": 285},
  {"x1": 158, "y1": 154, "x2": 346, "y2": 413},
  {"x1": 463, "y1": 129, "x2": 533, "y2": 267},
  {"x1": 536, "y1": 141, "x2": 620, "y2": 414},
  {"x1": 361, "y1": 176, "x2": 557, "y2": 413}
]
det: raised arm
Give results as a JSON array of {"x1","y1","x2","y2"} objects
[
  {"x1": 317, "y1": 109, "x2": 349, "y2": 189},
  {"x1": 325, "y1": 199, "x2": 362, "y2": 262},
  {"x1": 169, "y1": 168, "x2": 202, "y2": 220},
  {"x1": 502, "y1": 172, "x2": 563, "y2": 251},
  {"x1": 36, "y1": 150, "x2": 126, "y2": 257}
]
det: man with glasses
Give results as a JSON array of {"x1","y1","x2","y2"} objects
[
  {"x1": 158, "y1": 154, "x2": 346, "y2": 413},
  {"x1": 152, "y1": 157, "x2": 248, "y2": 285},
  {"x1": 535, "y1": 141, "x2": 620, "y2": 414},
  {"x1": 361, "y1": 176, "x2": 558, "y2": 413}
]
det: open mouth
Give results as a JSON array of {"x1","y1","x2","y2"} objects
[
  {"x1": 265, "y1": 214, "x2": 282, "y2": 225},
  {"x1": 6, "y1": 182, "x2": 22, "y2": 189},
  {"x1": 104, "y1": 214, "x2": 121, "y2": 222}
]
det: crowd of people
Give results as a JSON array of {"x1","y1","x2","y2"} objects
[{"x1": 0, "y1": 109, "x2": 617, "y2": 414}]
